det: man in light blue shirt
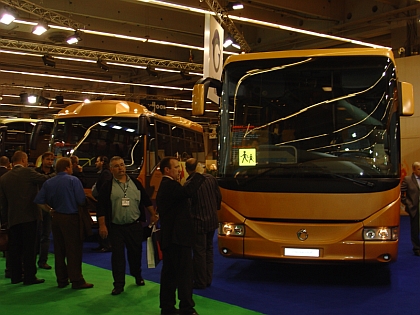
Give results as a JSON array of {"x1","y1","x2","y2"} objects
[{"x1": 35, "y1": 157, "x2": 94, "y2": 289}]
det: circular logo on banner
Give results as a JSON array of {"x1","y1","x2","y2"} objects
[{"x1": 212, "y1": 29, "x2": 221, "y2": 73}]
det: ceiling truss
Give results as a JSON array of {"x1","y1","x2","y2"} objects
[{"x1": 0, "y1": 38, "x2": 204, "y2": 72}]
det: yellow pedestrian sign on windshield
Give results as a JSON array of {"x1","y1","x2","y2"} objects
[{"x1": 239, "y1": 148, "x2": 256, "y2": 166}]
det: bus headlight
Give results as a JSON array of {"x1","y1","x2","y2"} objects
[
  {"x1": 218, "y1": 223, "x2": 245, "y2": 236},
  {"x1": 363, "y1": 227, "x2": 398, "y2": 241}
]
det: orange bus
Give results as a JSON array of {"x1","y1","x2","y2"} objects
[
  {"x1": 192, "y1": 48, "x2": 414, "y2": 263},
  {"x1": 38, "y1": 100, "x2": 205, "y2": 221},
  {"x1": 0, "y1": 118, "x2": 53, "y2": 163}
]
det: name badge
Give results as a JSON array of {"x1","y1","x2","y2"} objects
[{"x1": 121, "y1": 197, "x2": 130, "y2": 207}]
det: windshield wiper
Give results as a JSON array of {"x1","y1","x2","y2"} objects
[
  {"x1": 234, "y1": 164, "x2": 375, "y2": 188},
  {"x1": 330, "y1": 173, "x2": 375, "y2": 187},
  {"x1": 234, "y1": 165, "x2": 303, "y2": 186},
  {"x1": 302, "y1": 162, "x2": 376, "y2": 187}
]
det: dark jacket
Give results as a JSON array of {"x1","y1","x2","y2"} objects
[
  {"x1": 401, "y1": 173, "x2": 420, "y2": 217},
  {"x1": 156, "y1": 173, "x2": 205, "y2": 250},
  {"x1": 96, "y1": 169, "x2": 112, "y2": 192},
  {"x1": 0, "y1": 166, "x2": 51, "y2": 228},
  {"x1": 187, "y1": 172, "x2": 221, "y2": 234},
  {"x1": 96, "y1": 176, "x2": 152, "y2": 228}
]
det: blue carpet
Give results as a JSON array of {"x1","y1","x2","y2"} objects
[{"x1": 82, "y1": 215, "x2": 420, "y2": 315}]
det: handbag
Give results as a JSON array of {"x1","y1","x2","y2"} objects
[
  {"x1": 147, "y1": 225, "x2": 162, "y2": 268},
  {"x1": 0, "y1": 228, "x2": 8, "y2": 251}
]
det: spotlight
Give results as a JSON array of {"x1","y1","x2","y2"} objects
[
  {"x1": 223, "y1": 37, "x2": 233, "y2": 48},
  {"x1": 180, "y1": 71, "x2": 193, "y2": 80},
  {"x1": 55, "y1": 95, "x2": 64, "y2": 104},
  {"x1": 38, "y1": 95, "x2": 51, "y2": 106},
  {"x1": 146, "y1": 67, "x2": 158, "y2": 77},
  {"x1": 97, "y1": 59, "x2": 109, "y2": 71},
  {"x1": 0, "y1": 8, "x2": 16, "y2": 25},
  {"x1": 32, "y1": 21, "x2": 49, "y2": 35},
  {"x1": 226, "y1": 1, "x2": 243, "y2": 11},
  {"x1": 66, "y1": 31, "x2": 81, "y2": 45},
  {"x1": 42, "y1": 55, "x2": 56, "y2": 67},
  {"x1": 232, "y1": 43, "x2": 241, "y2": 50},
  {"x1": 28, "y1": 95, "x2": 37, "y2": 104},
  {"x1": 19, "y1": 92, "x2": 28, "y2": 104}
]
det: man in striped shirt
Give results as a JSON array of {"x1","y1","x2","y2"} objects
[{"x1": 185, "y1": 158, "x2": 221, "y2": 290}]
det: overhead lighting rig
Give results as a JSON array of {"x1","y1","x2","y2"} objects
[
  {"x1": 97, "y1": 58, "x2": 109, "y2": 71},
  {"x1": 0, "y1": 7, "x2": 16, "y2": 25},
  {"x1": 66, "y1": 31, "x2": 81, "y2": 45},
  {"x1": 55, "y1": 95, "x2": 64, "y2": 104},
  {"x1": 42, "y1": 54, "x2": 56, "y2": 67},
  {"x1": 146, "y1": 67, "x2": 158, "y2": 77},
  {"x1": 180, "y1": 71, "x2": 193, "y2": 80},
  {"x1": 226, "y1": 2, "x2": 244, "y2": 11},
  {"x1": 32, "y1": 21, "x2": 49, "y2": 35}
]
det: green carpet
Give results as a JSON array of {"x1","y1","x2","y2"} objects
[{"x1": 0, "y1": 255, "x2": 262, "y2": 315}]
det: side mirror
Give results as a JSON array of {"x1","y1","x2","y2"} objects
[
  {"x1": 400, "y1": 81, "x2": 414, "y2": 116},
  {"x1": 192, "y1": 77, "x2": 222, "y2": 116},
  {"x1": 137, "y1": 115, "x2": 148, "y2": 135}
]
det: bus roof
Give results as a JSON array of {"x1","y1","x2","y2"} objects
[
  {"x1": 55, "y1": 100, "x2": 203, "y2": 132},
  {"x1": 0, "y1": 118, "x2": 53, "y2": 125},
  {"x1": 225, "y1": 47, "x2": 394, "y2": 67}
]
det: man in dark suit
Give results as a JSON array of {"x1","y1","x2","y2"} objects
[
  {"x1": 0, "y1": 155, "x2": 10, "y2": 277},
  {"x1": 0, "y1": 156, "x2": 10, "y2": 177},
  {"x1": 156, "y1": 157, "x2": 204, "y2": 315},
  {"x1": 185, "y1": 158, "x2": 221, "y2": 289},
  {"x1": 401, "y1": 161, "x2": 420, "y2": 256},
  {"x1": 34, "y1": 151, "x2": 55, "y2": 270},
  {"x1": 0, "y1": 151, "x2": 52, "y2": 284}
]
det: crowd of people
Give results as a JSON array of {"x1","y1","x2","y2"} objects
[{"x1": 0, "y1": 150, "x2": 221, "y2": 315}]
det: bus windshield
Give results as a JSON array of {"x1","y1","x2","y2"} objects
[
  {"x1": 219, "y1": 55, "x2": 400, "y2": 189},
  {"x1": 52, "y1": 117, "x2": 143, "y2": 171}
]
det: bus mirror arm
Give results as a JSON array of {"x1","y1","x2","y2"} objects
[
  {"x1": 192, "y1": 77, "x2": 222, "y2": 116},
  {"x1": 137, "y1": 115, "x2": 149, "y2": 135},
  {"x1": 201, "y1": 77, "x2": 222, "y2": 97}
]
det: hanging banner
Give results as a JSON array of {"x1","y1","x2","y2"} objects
[
  {"x1": 203, "y1": 14, "x2": 224, "y2": 104},
  {"x1": 142, "y1": 100, "x2": 167, "y2": 116}
]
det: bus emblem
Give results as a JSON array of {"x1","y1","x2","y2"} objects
[{"x1": 297, "y1": 229, "x2": 308, "y2": 241}]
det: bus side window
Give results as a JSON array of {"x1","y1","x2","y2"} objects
[
  {"x1": 171, "y1": 126, "x2": 186, "y2": 158},
  {"x1": 157, "y1": 121, "x2": 171, "y2": 157},
  {"x1": 184, "y1": 130, "x2": 196, "y2": 160},
  {"x1": 195, "y1": 134, "x2": 205, "y2": 162}
]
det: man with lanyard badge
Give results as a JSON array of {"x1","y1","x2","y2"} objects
[{"x1": 97, "y1": 156, "x2": 158, "y2": 295}]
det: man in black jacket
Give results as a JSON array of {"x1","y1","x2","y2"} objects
[
  {"x1": 156, "y1": 157, "x2": 204, "y2": 315},
  {"x1": 401, "y1": 161, "x2": 420, "y2": 256},
  {"x1": 0, "y1": 151, "x2": 52, "y2": 285},
  {"x1": 185, "y1": 158, "x2": 221, "y2": 289},
  {"x1": 34, "y1": 151, "x2": 55, "y2": 270},
  {"x1": 96, "y1": 156, "x2": 158, "y2": 295}
]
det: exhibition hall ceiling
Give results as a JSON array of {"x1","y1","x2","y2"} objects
[{"x1": 0, "y1": 0, "x2": 419, "y2": 122}]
